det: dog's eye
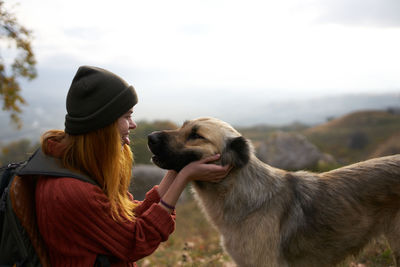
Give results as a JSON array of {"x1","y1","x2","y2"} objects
[{"x1": 188, "y1": 132, "x2": 205, "y2": 140}]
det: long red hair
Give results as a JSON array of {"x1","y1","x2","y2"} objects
[{"x1": 41, "y1": 121, "x2": 137, "y2": 222}]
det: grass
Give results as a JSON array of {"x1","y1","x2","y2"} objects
[
  {"x1": 137, "y1": 196, "x2": 235, "y2": 267},
  {"x1": 137, "y1": 196, "x2": 396, "y2": 267}
]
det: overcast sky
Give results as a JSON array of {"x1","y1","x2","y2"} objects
[{"x1": 2, "y1": 0, "x2": 400, "y2": 129}]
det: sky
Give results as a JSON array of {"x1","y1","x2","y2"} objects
[{"x1": 2, "y1": 0, "x2": 400, "y2": 135}]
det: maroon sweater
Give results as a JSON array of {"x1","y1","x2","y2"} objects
[{"x1": 35, "y1": 142, "x2": 175, "y2": 266}]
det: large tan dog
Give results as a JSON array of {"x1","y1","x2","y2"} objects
[{"x1": 147, "y1": 117, "x2": 400, "y2": 267}]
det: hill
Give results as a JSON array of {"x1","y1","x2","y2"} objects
[
  {"x1": 303, "y1": 110, "x2": 400, "y2": 164},
  {"x1": 370, "y1": 131, "x2": 400, "y2": 158}
]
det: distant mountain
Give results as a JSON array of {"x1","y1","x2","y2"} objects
[
  {"x1": 0, "y1": 92, "x2": 399, "y2": 144},
  {"x1": 225, "y1": 92, "x2": 400, "y2": 126}
]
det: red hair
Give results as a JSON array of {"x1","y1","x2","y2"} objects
[{"x1": 41, "y1": 121, "x2": 137, "y2": 222}]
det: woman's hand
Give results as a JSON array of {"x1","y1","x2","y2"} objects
[
  {"x1": 157, "y1": 154, "x2": 231, "y2": 213},
  {"x1": 179, "y1": 154, "x2": 232, "y2": 183}
]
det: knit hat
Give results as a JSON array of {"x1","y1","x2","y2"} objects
[{"x1": 64, "y1": 66, "x2": 138, "y2": 135}]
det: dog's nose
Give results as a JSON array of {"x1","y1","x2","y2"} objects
[{"x1": 148, "y1": 132, "x2": 161, "y2": 146}]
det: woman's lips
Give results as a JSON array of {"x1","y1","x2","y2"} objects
[{"x1": 122, "y1": 133, "x2": 130, "y2": 145}]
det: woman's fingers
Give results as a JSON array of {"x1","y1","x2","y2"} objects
[
  {"x1": 209, "y1": 164, "x2": 232, "y2": 182},
  {"x1": 200, "y1": 154, "x2": 221, "y2": 163},
  {"x1": 182, "y1": 154, "x2": 232, "y2": 182},
  {"x1": 210, "y1": 167, "x2": 232, "y2": 183}
]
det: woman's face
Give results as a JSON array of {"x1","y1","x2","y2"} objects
[{"x1": 117, "y1": 108, "x2": 136, "y2": 146}]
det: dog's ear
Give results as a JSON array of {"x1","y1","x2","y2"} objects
[{"x1": 221, "y1": 136, "x2": 250, "y2": 168}]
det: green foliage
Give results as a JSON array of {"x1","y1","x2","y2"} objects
[
  {"x1": 130, "y1": 120, "x2": 178, "y2": 164},
  {"x1": 0, "y1": 0, "x2": 37, "y2": 128}
]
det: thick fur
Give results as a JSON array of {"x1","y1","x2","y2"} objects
[{"x1": 148, "y1": 117, "x2": 400, "y2": 267}]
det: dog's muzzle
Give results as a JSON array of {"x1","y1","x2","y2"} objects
[
  {"x1": 148, "y1": 131, "x2": 162, "y2": 150},
  {"x1": 147, "y1": 131, "x2": 202, "y2": 172},
  {"x1": 147, "y1": 131, "x2": 166, "y2": 165}
]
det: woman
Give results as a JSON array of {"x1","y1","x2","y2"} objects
[{"x1": 36, "y1": 66, "x2": 230, "y2": 266}]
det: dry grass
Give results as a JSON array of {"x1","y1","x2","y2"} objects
[{"x1": 137, "y1": 197, "x2": 235, "y2": 267}]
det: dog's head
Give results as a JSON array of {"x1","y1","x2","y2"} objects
[{"x1": 148, "y1": 117, "x2": 251, "y2": 172}]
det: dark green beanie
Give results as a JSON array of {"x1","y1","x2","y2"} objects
[{"x1": 65, "y1": 66, "x2": 138, "y2": 135}]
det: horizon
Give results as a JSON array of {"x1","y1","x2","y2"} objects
[{"x1": 0, "y1": 92, "x2": 399, "y2": 144}]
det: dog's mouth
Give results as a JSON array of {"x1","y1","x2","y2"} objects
[
  {"x1": 147, "y1": 141, "x2": 165, "y2": 168},
  {"x1": 147, "y1": 133, "x2": 168, "y2": 168},
  {"x1": 150, "y1": 150, "x2": 202, "y2": 172},
  {"x1": 148, "y1": 131, "x2": 202, "y2": 172},
  {"x1": 150, "y1": 154, "x2": 168, "y2": 169}
]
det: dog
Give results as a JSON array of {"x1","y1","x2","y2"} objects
[{"x1": 147, "y1": 117, "x2": 400, "y2": 267}]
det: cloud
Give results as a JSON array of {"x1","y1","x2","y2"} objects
[
  {"x1": 9, "y1": 0, "x2": 400, "y2": 109},
  {"x1": 63, "y1": 27, "x2": 104, "y2": 40},
  {"x1": 314, "y1": 0, "x2": 400, "y2": 27}
]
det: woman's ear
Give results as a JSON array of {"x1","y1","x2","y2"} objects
[{"x1": 221, "y1": 136, "x2": 250, "y2": 168}]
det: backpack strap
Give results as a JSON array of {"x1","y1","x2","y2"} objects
[
  {"x1": 17, "y1": 149, "x2": 100, "y2": 187},
  {"x1": 0, "y1": 162, "x2": 27, "y2": 200}
]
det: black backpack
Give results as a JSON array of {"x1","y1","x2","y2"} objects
[{"x1": 0, "y1": 149, "x2": 110, "y2": 267}]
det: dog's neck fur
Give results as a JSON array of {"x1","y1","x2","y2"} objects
[{"x1": 193, "y1": 155, "x2": 286, "y2": 226}]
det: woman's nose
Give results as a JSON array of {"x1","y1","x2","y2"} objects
[{"x1": 129, "y1": 120, "x2": 137, "y2": 130}]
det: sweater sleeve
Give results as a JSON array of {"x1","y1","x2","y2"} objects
[
  {"x1": 132, "y1": 186, "x2": 177, "y2": 219},
  {"x1": 36, "y1": 177, "x2": 175, "y2": 263},
  {"x1": 133, "y1": 186, "x2": 161, "y2": 216}
]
